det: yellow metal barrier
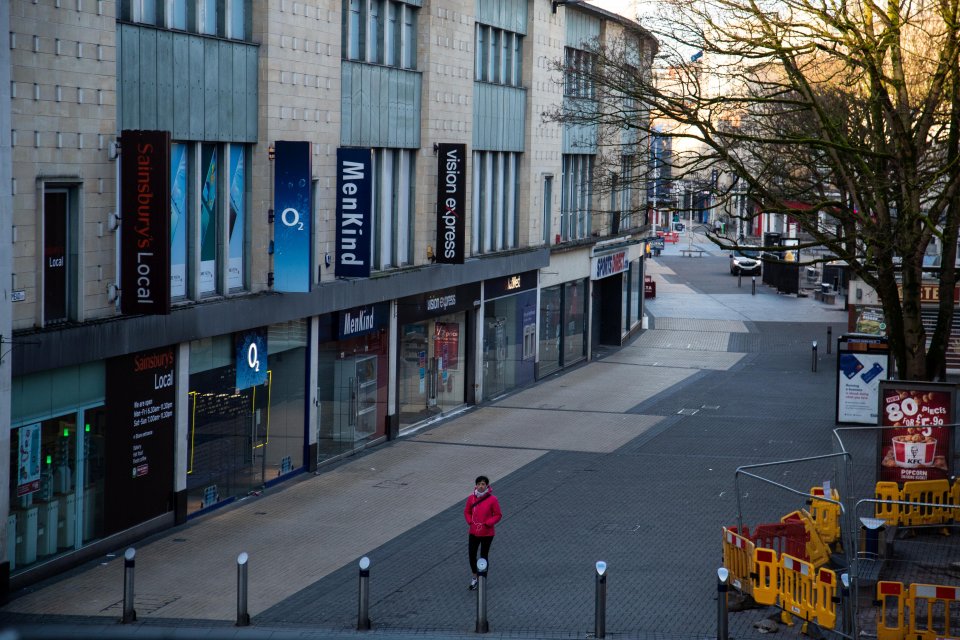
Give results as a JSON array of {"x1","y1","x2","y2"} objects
[
  {"x1": 909, "y1": 583, "x2": 960, "y2": 639},
  {"x1": 779, "y1": 553, "x2": 814, "y2": 627},
  {"x1": 753, "y1": 546, "x2": 778, "y2": 606},
  {"x1": 722, "y1": 527, "x2": 755, "y2": 596},
  {"x1": 875, "y1": 481, "x2": 902, "y2": 526},
  {"x1": 900, "y1": 479, "x2": 951, "y2": 527},
  {"x1": 808, "y1": 486, "x2": 841, "y2": 546},
  {"x1": 876, "y1": 582, "x2": 905, "y2": 640}
]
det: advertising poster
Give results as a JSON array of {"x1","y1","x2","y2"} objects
[
  {"x1": 853, "y1": 306, "x2": 886, "y2": 335},
  {"x1": 170, "y1": 142, "x2": 188, "y2": 298},
  {"x1": 274, "y1": 141, "x2": 313, "y2": 291},
  {"x1": 236, "y1": 328, "x2": 268, "y2": 390},
  {"x1": 104, "y1": 347, "x2": 176, "y2": 534},
  {"x1": 336, "y1": 147, "x2": 372, "y2": 278},
  {"x1": 836, "y1": 335, "x2": 889, "y2": 424},
  {"x1": 434, "y1": 322, "x2": 460, "y2": 370},
  {"x1": 228, "y1": 146, "x2": 245, "y2": 290},
  {"x1": 199, "y1": 145, "x2": 218, "y2": 294},
  {"x1": 878, "y1": 381, "x2": 953, "y2": 483},
  {"x1": 16, "y1": 423, "x2": 41, "y2": 497},
  {"x1": 120, "y1": 129, "x2": 171, "y2": 314},
  {"x1": 435, "y1": 143, "x2": 466, "y2": 264}
]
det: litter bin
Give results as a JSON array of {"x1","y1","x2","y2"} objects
[{"x1": 859, "y1": 517, "x2": 887, "y2": 558}]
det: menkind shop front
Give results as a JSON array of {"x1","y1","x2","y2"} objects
[{"x1": 396, "y1": 284, "x2": 479, "y2": 432}]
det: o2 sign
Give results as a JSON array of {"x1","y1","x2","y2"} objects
[
  {"x1": 236, "y1": 329, "x2": 268, "y2": 390},
  {"x1": 280, "y1": 206, "x2": 304, "y2": 231}
]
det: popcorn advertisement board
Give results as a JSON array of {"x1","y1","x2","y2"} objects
[{"x1": 878, "y1": 381, "x2": 954, "y2": 483}]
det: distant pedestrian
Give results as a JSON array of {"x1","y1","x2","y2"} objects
[{"x1": 464, "y1": 475, "x2": 502, "y2": 590}]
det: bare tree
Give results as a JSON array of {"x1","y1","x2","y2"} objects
[{"x1": 545, "y1": 0, "x2": 960, "y2": 380}]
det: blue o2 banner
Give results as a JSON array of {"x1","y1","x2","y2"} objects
[
  {"x1": 235, "y1": 328, "x2": 268, "y2": 390},
  {"x1": 273, "y1": 141, "x2": 312, "y2": 292},
  {"x1": 336, "y1": 148, "x2": 372, "y2": 278}
]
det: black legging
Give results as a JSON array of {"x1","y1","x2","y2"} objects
[{"x1": 468, "y1": 534, "x2": 494, "y2": 574}]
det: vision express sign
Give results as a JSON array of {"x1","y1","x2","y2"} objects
[{"x1": 435, "y1": 143, "x2": 466, "y2": 264}]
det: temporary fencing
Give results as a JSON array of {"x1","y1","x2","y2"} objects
[
  {"x1": 875, "y1": 479, "x2": 955, "y2": 527},
  {"x1": 875, "y1": 581, "x2": 960, "y2": 640}
]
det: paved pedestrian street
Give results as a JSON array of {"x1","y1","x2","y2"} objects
[{"x1": 1, "y1": 237, "x2": 919, "y2": 640}]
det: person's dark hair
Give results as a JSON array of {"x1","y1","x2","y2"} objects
[{"x1": 475, "y1": 475, "x2": 490, "y2": 485}]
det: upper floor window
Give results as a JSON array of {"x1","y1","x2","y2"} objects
[
  {"x1": 472, "y1": 151, "x2": 520, "y2": 254},
  {"x1": 343, "y1": 0, "x2": 418, "y2": 69},
  {"x1": 371, "y1": 148, "x2": 416, "y2": 270},
  {"x1": 565, "y1": 47, "x2": 595, "y2": 99},
  {"x1": 120, "y1": 0, "x2": 250, "y2": 40},
  {"x1": 475, "y1": 24, "x2": 522, "y2": 86},
  {"x1": 561, "y1": 154, "x2": 593, "y2": 241}
]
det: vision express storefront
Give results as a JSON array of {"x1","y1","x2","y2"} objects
[{"x1": 397, "y1": 284, "x2": 479, "y2": 431}]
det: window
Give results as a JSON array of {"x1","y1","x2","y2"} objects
[
  {"x1": 472, "y1": 151, "x2": 520, "y2": 254},
  {"x1": 620, "y1": 156, "x2": 634, "y2": 230},
  {"x1": 343, "y1": 0, "x2": 417, "y2": 70},
  {"x1": 42, "y1": 186, "x2": 79, "y2": 325},
  {"x1": 561, "y1": 154, "x2": 594, "y2": 241},
  {"x1": 371, "y1": 148, "x2": 415, "y2": 270},
  {"x1": 565, "y1": 47, "x2": 595, "y2": 98},
  {"x1": 171, "y1": 142, "x2": 250, "y2": 298},
  {"x1": 475, "y1": 24, "x2": 523, "y2": 87},
  {"x1": 120, "y1": 0, "x2": 250, "y2": 39},
  {"x1": 543, "y1": 175, "x2": 553, "y2": 244}
]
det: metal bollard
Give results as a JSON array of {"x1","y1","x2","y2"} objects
[
  {"x1": 236, "y1": 552, "x2": 250, "y2": 626},
  {"x1": 827, "y1": 327, "x2": 832, "y2": 354},
  {"x1": 717, "y1": 568, "x2": 729, "y2": 640},
  {"x1": 738, "y1": 272, "x2": 742, "y2": 288},
  {"x1": 751, "y1": 276, "x2": 756, "y2": 295},
  {"x1": 121, "y1": 547, "x2": 137, "y2": 623},
  {"x1": 812, "y1": 341, "x2": 818, "y2": 372},
  {"x1": 475, "y1": 557, "x2": 489, "y2": 633},
  {"x1": 357, "y1": 556, "x2": 371, "y2": 631},
  {"x1": 595, "y1": 561, "x2": 607, "y2": 639}
]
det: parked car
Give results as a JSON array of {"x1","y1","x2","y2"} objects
[
  {"x1": 673, "y1": 222, "x2": 685, "y2": 232},
  {"x1": 730, "y1": 247, "x2": 762, "y2": 275}
]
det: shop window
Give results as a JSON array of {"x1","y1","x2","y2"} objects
[{"x1": 42, "y1": 186, "x2": 79, "y2": 326}]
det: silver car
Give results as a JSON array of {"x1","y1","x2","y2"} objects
[{"x1": 730, "y1": 248, "x2": 762, "y2": 275}]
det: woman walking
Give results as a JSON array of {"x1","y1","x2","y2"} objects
[{"x1": 464, "y1": 475, "x2": 502, "y2": 590}]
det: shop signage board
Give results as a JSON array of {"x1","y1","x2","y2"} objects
[
  {"x1": 273, "y1": 141, "x2": 312, "y2": 292},
  {"x1": 235, "y1": 328, "x2": 268, "y2": 390},
  {"x1": 338, "y1": 304, "x2": 386, "y2": 340},
  {"x1": 397, "y1": 283, "x2": 481, "y2": 324},
  {"x1": 104, "y1": 347, "x2": 176, "y2": 534},
  {"x1": 485, "y1": 271, "x2": 537, "y2": 299},
  {"x1": 877, "y1": 380, "x2": 954, "y2": 483},
  {"x1": 435, "y1": 143, "x2": 466, "y2": 264},
  {"x1": 591, "y1": 250, "x2": 629, "y2": 280},
  {"x1": 120, "y1": 130, "x2": 171, "y2": 314},
  {"x1": 335, "y1": 147, "x2": 372, "y2": 278},
  {"x1": 835, "y1": 334, "x2": 890, "y2": 424}
]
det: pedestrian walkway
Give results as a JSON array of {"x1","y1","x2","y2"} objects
[{"x1": 0, "y1": 254, "x2": 854, "y2": 640}]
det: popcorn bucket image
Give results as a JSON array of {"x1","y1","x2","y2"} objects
[{"x1": 892, "y1": 436, "x2": 937, "y2": 468}]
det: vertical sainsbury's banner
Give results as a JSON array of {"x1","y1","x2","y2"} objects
[
  {"x1": 120, "y1": 130, "x2": 171, "y2": 314},
  {"x1": 336, "y1": 147, "x2": 372, "y2": 278},
  {"x1": 104, "y1": 347, "x2": 176, "y2": 535},
  {"x1": 436, "y1": 143, "x2": 466, "y2": 264},
  {"x1": 273, "y1": 141, "x2": 312, "y2": 292},
  {"x1": 878, "y1": 380, "x2": 954, "y2": 484}
]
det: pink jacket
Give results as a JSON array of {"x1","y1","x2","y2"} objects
[{"x1": 464, "y1": 491, "x2": 502, "y2": 537}]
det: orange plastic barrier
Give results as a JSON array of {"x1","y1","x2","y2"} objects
[
  {"x1": 875, "y1": 581, "x2": 960, "y2": 640},
  {"x1": 808, "y1": 486, "x2": 841, "y2": 546},
  {"x1": 753, "y1": 546, "x2": 778, "y2": 605},
  {"x1": 751, "y1": 521, "x2": 809, "y2": 562},
  {"x1": 876, "y1": 581, "x2": 905, "y2": 640},
  {"x1": 781, "y1": 510, "x2": 831, "y2": 569},
  {"x1": 779, "y1": 553, "x2": 814, "y2": 626},
  {"x1": 875, "y1": 481, "x2": 902, "y2": 526},
  {"x1": 900, "y1": 480, "x2": 951, "y2": 527}
]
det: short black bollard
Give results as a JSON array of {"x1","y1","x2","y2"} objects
[
  {"x1": 738, "y1": 272, "x2": 742, "y2": 288},
  {"x1": 717, "y1": 568, "x2": 729, "y2": 640},
  {"x1": 236, "y1": 552, "x2": 250, "y2": 626},
  {"x1": 751, "y1": 276, "x2": 756, "y2": 295},
  {"x1": 595, "y1": 561, "x2": 607, "y2": 639},
  {"x1": 827, "y1": 327, "x2": 832, "y2": 354},
  {"x1": 121, "y1": 547, "x2": 137, "y2": 623},
  {"x1": 812, "y1": 341, "x2": 818, "y2": 372},
  {"x1": 475, "y1": 558, "x2": 489, "y2": 633},
  {"x1": 357, "y1": 556, "x2": 371, "y2": 631}
]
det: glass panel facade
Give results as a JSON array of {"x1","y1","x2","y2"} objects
[
  {"x1": 563, "y1": 280, "x2": 587, "y2": 366},
  {"x1": 483, "y1": 291, "x2": 536, "y2": 399},
  {"x1": 398, "y1": 313, "x2": 467, "y2": 430},
  {"x1": 538, "y1": 285, "x2": 562, "y2": 377}
]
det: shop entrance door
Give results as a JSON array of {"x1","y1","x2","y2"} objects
[{"x1": 333, "y1": 354, "x2": 378, "y2": 446}]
